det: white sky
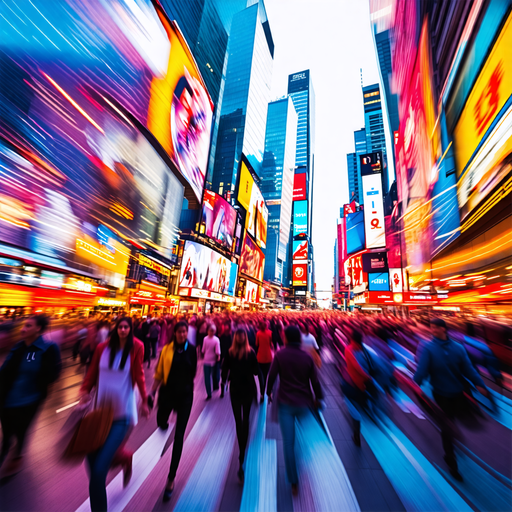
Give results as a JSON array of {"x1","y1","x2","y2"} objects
[{"x1": 265, "y1": 0, "x2": 381, "y2": 305}]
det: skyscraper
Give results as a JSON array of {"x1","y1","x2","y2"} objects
[
  {"x1": 261, "y1": 97, "x2": 298, "y2": 283},
  {"x1": 210, "y1": 1, "x2": 274, "y2": 195}
]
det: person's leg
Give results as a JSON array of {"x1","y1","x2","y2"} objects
[
  {"x1": 212, "y1": 362, "x2": 220, "y2": 391},
  {"x1": 230, "y1": 395, "x2": 244, "y2": 462},
  {"x1": 151, "y1": 339, "x2": 158, "y2": 360},
  {"x1": 278, "y1": 403, "x2": 299, "y2": 485},
  {"x1": 433, "y1": 393, "x2": 459, "y2": 473},
  {"x1": 168, "y1": 400, "x2": 193, "y2": 482},
  {"x1": 260, "y1": 363, "x2": 270, "y2": 397},
  {"x1": 157, "y1": 389, "x2": 173, "y2": 430},
  {"x1": 0, "y1": 409, "x2": 15, "y2": 466},
  {"x1": 204, "y1": 364, "x2": 212, "y2": 398},
  {"x1": 88, "y1": 420, "x2": 130, "y2": 512},
  {"x1": 13, "y1": 402, "x2": 39, "y2": 457},
  {"x1": 239, "y1": 399, "x2": 252, "y2": 465}
]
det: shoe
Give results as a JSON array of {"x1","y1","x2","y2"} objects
[
  {"x1": 163, "y1": 479, "x2": 175, "y2": 502},
  {"x1": 158, "y1": 422, "x2": 169, "y2": 431},
  {"x1": 123, "y1": 456, "x2": 133, "y2": 488},
  {"x1": 237, "y1": 467, "x2": 244, "y2": 484},
  {"x1": 352, "y1": 433, "x2": 361, "y2": 447},
  {"x1": 220, "y1": 389, "x2": 224, "y2": 398},
  {"x1": 444, "y1": 455, "x2": 463, "y2": 481},
  {"x1": 206, "y1": 395, "x2": 212, "y2": 401},
  {"x1": 291, "y1": 483, "x2": 298, "y2": 496}
]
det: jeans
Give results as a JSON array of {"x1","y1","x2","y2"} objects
[
  {"x1": 278, "y1": 403, "x2": 309, "y2": 485},
  {"x1": 230, "y1": 395, "x2": 252, "y2": 465},
  {"x1": 87, "y1": 419, "x2": 130, "y2": 512},
  {"x1": 203, "y1": 363, "x2": 219, "y2": 397},
  {"x1": 149, "y1": 338, "x2": 158, "y2": 360},
  {"x1": 258, "y1": 362, "x2": 271, "y2": 397}
]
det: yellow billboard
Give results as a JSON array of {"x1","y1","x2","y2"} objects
[{"x1": 237, "y1": 161, "x2": 254, "y2": 212}]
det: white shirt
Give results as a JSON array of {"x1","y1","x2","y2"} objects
[
  {"x1": 202, "y1": 335, "x2": 220, "y2": 365},
  {"x1": 98, "y1": 348, "x2": 137, "y2": 425},
  {"x1": 302, "y1": 333, "x2": 319, "y2": 350}
]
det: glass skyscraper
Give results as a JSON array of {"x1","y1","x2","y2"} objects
[
  {"x1": 347, "y1": 128, "x2": 367, "y2": 204},
  {"x1": 261, "y1": 97, "x2": 297, "y2": 283},
  {"x1": 210, "y1": 1, "x2": 274, "y2": 196}
]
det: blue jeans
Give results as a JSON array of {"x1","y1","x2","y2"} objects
[
  {"x1": 87, "y1": 419, "x2": 130, "y2": 512},
  {"x1": 278, "y1": 403, "x2": 309, "y2": 485},
  {"x1": 203, "y1": 363, "x2": 219, "y2": 397}
]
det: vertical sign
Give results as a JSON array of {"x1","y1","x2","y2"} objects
[
  {"x1": 362, "y1": 173, "x2": 386, "y2": 248},
  {"x1": 390, "y1": 268, "x2": 403, "y2": 292}
]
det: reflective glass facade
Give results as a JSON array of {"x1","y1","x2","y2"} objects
[{"x1": 261, "y1": 98, "x2": 298, "y2": 283}]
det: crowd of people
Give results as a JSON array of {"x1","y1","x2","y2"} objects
[{"x1": 0, "y1": 307, "x2": 508, "y2": 511}]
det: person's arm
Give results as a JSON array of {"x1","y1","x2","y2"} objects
[
  {"x1": 47, "y1": 343, "x2": 62, "y2": 384},
  {"x1": 346, "y1": 349, "x2": 371, "y2": 381},
  {"x1": 132, "y1": 343, "x2": 148, "y2": 403},
  {"x1": 266, "y1": 356, "x2": 279, "y2": 397},
  {"x1": 215, "y1": 337, "x2": 221, "y2": 362},
  {"x1": 190, "y1": 345, "x2": 198, "y2": 378},
  {"x1": 251, "y1": 350, "x2": 259, "y2": 375},
  {"x1": 221, "y1": 353, "x2": 230, "y2": 383},
  {"x1": 413, "y1": 346, "x2": 430, "y2": 386},
  {"x1": 151, "y1": 347, "x2": 166, "y2": 395},
  {"x1": 459, "y1": 345, "x2": 486, "y2": 392},
  {"x1": 310, "y1": 360, "x2": 324, "y2": 400},
  {"x1": 79, "y1": 343, "x2": 103, "y2": 397}
]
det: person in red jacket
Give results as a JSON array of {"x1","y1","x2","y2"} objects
[
  {"x1": 79, "y1": 316, "x2": 148, "y2": 512},
  {"x1": 255, "y1": 320, "x2": 274, "y2": 402}
]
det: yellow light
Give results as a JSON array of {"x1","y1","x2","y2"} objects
[{"x1": 487, "y1": 275, "x2": 500, "y2": 280}]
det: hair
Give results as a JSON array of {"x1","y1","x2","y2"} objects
[
  {"x1": 351, "y1": 329, "x2": 363, "y2": 345},
  {"x1": 258, "y1": 320, "x2": 267, "y2": 331},
  {"x1": 30, "y1": 314, "x2": 50, "y2": 334},
  {"x1": 172, "y1": 321, "x2": 189, "y2": 343},
  {"x1": 284, "y1": 325, "x2": 301, "y2": 345},
  {"x1": 108, "y1": 317, "x2": 134, "y2": 370},
  {"x1": 229, "y1": 328, "x2": 251, "y2": 359},
  {"x1": 207, "y1": 323, "x2": 217, "y2": 335},
  {"x1": 430, "y1": 317, "x2": 447, "y2": 329}
]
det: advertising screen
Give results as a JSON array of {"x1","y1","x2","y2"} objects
[
  {"x1": 293, "y1": 173, "x2": 307, "y2": 201},
  {"x1": 343, "y1": 201, "x2": 357, "y2": 216},
  {"x1": 337, "y1": 218, "x2": 347, "y2": 280},
  {"x1": 292, "y1": 240, "x2": 308, "y2": 261},
  {"x1": 349, "y1": 255, "x2": 366, "y2": 288},
  {"x1": 389, "y1": 268, "x2": 403, "y2": 293},
  {"x1": 292, "y1": 263, "x2": 308, "y2": 286},
  {"x1": 178, "y1": 241, "x2": 238, "y2": 296},
  {"x1": 362, "y1": 252, "x2": 388, "y2": 272},
  {"x1": 362, "y1": 173, "x2": 386, "y2": 249},
  {"x1": 360, "y1": 152, "x2": 383, "y2": 176},
  {"x1": 385, "y1": 215, "x2": 402, "y2": 268},
  {"x1": 240, "y1": 234, "x2": 265, "y2": 282},
  {"x1": 244, "y1": 280, "x2": 259, "y2": 304},
  {"x1": 293, "y1": 200, "x2": 308, "y2": 236},
  {"x1": 201, "y1": 190, "x2": 237, "y2": 250},
  {"x1": 368, "y1": 273, "x2": 389, "y2": 292},
  {"x1": 346, "y1": 211, "x2": 365, "y2": 254}
]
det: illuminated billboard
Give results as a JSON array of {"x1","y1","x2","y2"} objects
[
  {"x1": 368, "y1": 272, "x2": 389, "y2": 292},
  {"x1": 362, "y1": 173, "x2": 386, "y2": 249},
  {"x1": 292, "y1": 240, "x2": 308, "y2": 261},
  {"x1": 178, "y1": 241, "x2": 238, "y2": 296},
  {"x1": 362, "y1": 252, "x2": 388, "y2": 272},
  {"x1": 337, "y1": 218, "x2": 347, "y2": 280},
  {"x1": 293, "y1": 173, "x2": 307, "y2": 201},
  {"x1": 292, "y1": 264, "x2": 308, "y2": 286},
  {"x1": 240, "y1": 234, "x2": 265, "y2": 282},
  {"x1": 201, "y1": 190, "x2": 237, "y2": 250},
  {"x1": 237, "y1": 160, "x2": 268, "y2": 248},
  {"x1": 293, "y1": 200, "x2": 308, "y2": 236},
  {"x1": 244, "y1": 280, "x2": 259, "y2": 304},
  {"x1": 389, "y1": 268, "x2": 403, "y2": 293},
  {"x1": 346, "y1": 211, "x2": 365, "y2": 254},
  {"x1": 360, "y1": 152, "x2": 383, "y2": 176}
]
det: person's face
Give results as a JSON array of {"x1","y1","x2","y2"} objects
[
  {"x1": 21, "y1": 319, "x2": 41, "y2": 340},
  {"x1": 118, "y1": 321, "x2": 131, "y2": 339},
  {"x1": 431, "y1": 323, "x2": 446, "y2": 339},
  {"x1": 175, "y1": 326, "x2": 188, "y2": 344}
]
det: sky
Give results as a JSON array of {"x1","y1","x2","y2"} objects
[{"x1": 265, "y1": 0, "x2": 381, "y2": 306}]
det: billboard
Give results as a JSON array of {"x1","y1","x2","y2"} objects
[
  {"x1": 346, "y1": 211, "x2": 365, "y2": 254},
  {"x1": 362, "y1": 252, "x2": 388, "y2": 272},
  {"x1": 201, "y1": 190, "x2": 237, "y2": 250},
  {"x1": 292, "y1": 263, "x2": 308, "y2": 286},
  {"x1": 385, "y1": 215, "x2": 402, "y2": 268},
  {"x1": 240, "y1": 233, "x2": 265, "y2": 282},
  {"x1": 293, "y1": 240, "x2": 308, "y2": 261},
  {"x1": 337, "y1": 218, "x2": 347, "y2": 280},
  {"x1": 244, "y1": 280, "x2": 259, "y2": 304},
  {"x1": 368, "y1": 272, "x2": 389, "y2": 291},
  {"x1": 362, "y1": 173, "x2": 386, "y2": 249},
  {"x1": 293, "y1": 200, "x2": 308, "y2": 236},
  {"x1": 179, "y1": 241, "x2": 238, "y2": 296},
  {"x1": 237, "y1": 160, "x2": 268, "y2": 248},
  {"x1": 343, "y1": 201, "x2": 357, "y2": 217},
  {"x1": 389, "y1": 268, "x2": 403, "y2": 293},
  {"x1": 293, "y1": 173, "x2": 307, "y2": 201},
  {"x1": 360, "y1": 152, "x2": 383, "y2": 176}
]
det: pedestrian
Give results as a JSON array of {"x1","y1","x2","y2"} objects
[
  {"x1": 219, "y1": 321, "x2": 233, "y2": 398},
  {"x1": 414, "y1": 317, "x2": 489, "y2": 481},
  {"x1": 137, "y1": 314, "x2": 152, "y2": 366},
  {"x1": 0, "y1": 315, "x2": 61, "y2": 473},
  {"x1": 187, "y1": 315, "x2": 198, "y2": 346},
  {"x1": 202, "y1": 323, "x2": 221, "y2": 399},
  {"x1": 148, "y1": 319, "x2": 161, "y2": 366},
  {"x1": 79, "y1": 316, "x2": 149, "y2": 512},
  {"x1": 149, "y1": 321, "x2": 197, "y2": 502},
  {"x1": 256, "y1": 320, "x2": 273, "y2": 403},
  {"x1": 221, "y1": 328, "x2": 258, "y2": 483},
  {"x1": 266, "y1": 325, "x2": 323, "y2": 495}
]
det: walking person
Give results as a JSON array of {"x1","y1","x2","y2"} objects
[
  {"x1": 256, "y1": 320, "x2": 273, "y2": 403},
  {"x1": 219, "y1": 321, "x2": 233, "y2": 398},
  {"x1": 414, "y1": 318, "x2": 489, "y2": 481},
  {"x1": 266, "y1": 325, "x2": 323, "y2": 495},
  {"x1": 202, "y1": 323, "x2": 221, "y2": 399},
  {"x1": 147, "y1": 319, "x2": 161, "y2": 366},
  {"x1": 0, "y1": 315, "x2": 61, "y2": 473},
  {"x1": 221, "y1": 328, "x2": 259, "y2": 483},
  {"x1": 79, "y1": 317, "x2": 149, "y2": 512},
  {"x1": 149, "y1": 321, "x2": 197, "y2": 502}
]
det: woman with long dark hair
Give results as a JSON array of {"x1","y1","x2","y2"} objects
[
  {"x1": 149, "y1": 321, "x2": 197, "y2": 502},
  {"x1": 221, "y1": 328, "x2": 259, "y2": 483},
  {"x1": 79, "y1": 316, "x2": 148, "y2": 512}
]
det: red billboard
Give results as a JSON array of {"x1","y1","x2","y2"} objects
[
  {"x1": 292, "y1": 263, "x2": 308, "y2": 286},
  {"x1": 201, "y1": 190, "x2": 237, "y2": 250},
  {"x1": 292, "y1": 240, "x2": 308, "y2": 260},
  {"x1": 240, "y1": 233, "x2": 265, "y2": 282},
  {"x1": 293, "y1": 173, "x2": 307, "y2": 201},
  {"x1": 343, "y1": 201, "x2": 357, "y2": 216}
]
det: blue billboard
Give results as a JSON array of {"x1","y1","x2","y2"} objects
[
  {"x1": 293, "y1": 200, "x2": 308, "y2": 236},
  {"x1": 346, "y1": 210, "x2": 365, "y2": 254},
  {"x1": 368, "y1": 272, "x2": 389, "y2": 291}
]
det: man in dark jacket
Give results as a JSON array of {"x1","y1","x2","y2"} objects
[
  {"x1": 0, "y1": 314, "x2": 61, "y2": 473},
  {"x1": 267, "y1": 325, "x2": 323, "y2": 495},
  {"x1": 414, "y1": 318, "x2": 488, "y2": 480}
]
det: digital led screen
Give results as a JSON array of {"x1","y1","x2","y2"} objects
[
  {"x1": 368, "y1": 272, "x2": 389, "y2": 292},
  {"x1": 360, "y1": 152, "x2": 383, "y2": 176},
  {"x1": 292, "y1": 240, "x2": 308, "y2": 261},
  {"x1": 293, "y1": 200, "x2": 308, "y2": 236},
  {"x1": 337, "y1": 218, "x2": 347, "y2": 280},
  {"x1": 389, "y1": 268, "x2": 403, "y2": 293},
  {"x1": 240, "y1": 234, "x2": 265, "y2": 282},
  {"x1": 201, "y1": 190, "x2": 237, "y2": 250},
  {"x1": 362, "y1": 252, "x2": 388, "y2": 272},
  {"x1": 362, "y1": 174, "x2": 386, "y2": 249},
  {"x1": 178, "y1": 241, "x2": 238, "y2": 296},
  {"x1": 244, "y1": 280, "x2": 259, "y2": 304},
  {"x1": 292, "y1": 264, "x2": 308, "y2": 286},
  {"x1": 346, "y1": 211, "x2": 365, "y2": 255},
  {"x1": 293, "y1": 173, "x2": 307, "y2": 201}
]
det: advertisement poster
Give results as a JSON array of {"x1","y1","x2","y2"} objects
[
  {"x1": 293, "y1": 173, "x2": 307, "y2": 200},
  {"x1": 389, "y1": 268, "x2": 403, "y2": 293},
  {"x1": 178, "y1": 241, "x2": 238, "y2": 296},
  {"x1": 292, "y1": 240, "x2": 308, "y2": 260},
  {"x1": 368, "y1": 272, "x2": 389, "y2": 291},
  {"x1": 240, "y1": 234, "x2": 265, "y2": 282},
  {"x1": 349, "y1": 255, "x2": 366, "y2": 288},
  {"x1": 201, "y1": 190, "x2": 237, "y2": 250},
  {"x1": 385, "y1": 215, "x2": 402, "y2": 268},
  {"x1": 293, "y1": 200, "x2": 308, "y2": 236},
  {"x1": 343, "y1": 201, "x2": 357, "y2": 216},
  {"x1": 360, "y1": 152, "x2": 383, "y2": 176},
  {"x1": 362, "y1": 173, "x2": 386, "y2": 249},
  {"x1": 244, "y1": 280, "x2": 259, "y2": 304},
  {"x1": 292, "y1": 263, "x2": 308, "y2": 286},
  {"x1": 362, "y1": 252, "x2": 388, "y2": 272},
  {"x1": 346, "y1": 211, "x2": 365, "y2": 254},
  {"x1": 337, "y1": 218, "x2": 347, "y2": 279}
]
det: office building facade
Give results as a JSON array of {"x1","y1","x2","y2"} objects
[{"x1": 261, "y1": 97, "x2": 298, "y2": 284}]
